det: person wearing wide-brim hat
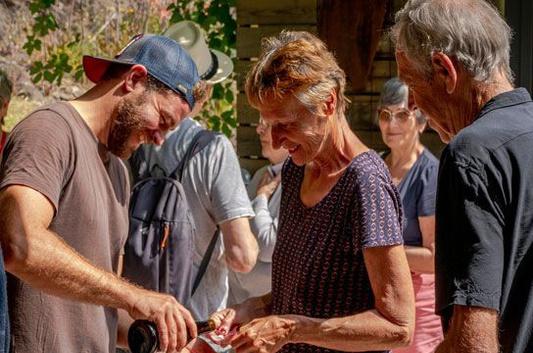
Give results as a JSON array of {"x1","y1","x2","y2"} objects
[
  {"x1": 127, "y1": 22, "x2": 259, "y2": 323},
  {"x1": 164, "y1": 20, "x2": 234, "y2": 85}
]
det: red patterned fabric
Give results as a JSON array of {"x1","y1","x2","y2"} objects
[{"x1": 272, "y1": 151, "x2": 404, "y2": 353}]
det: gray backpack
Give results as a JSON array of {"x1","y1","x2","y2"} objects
[{"x1": 123, "y1": 130, "x2": 219, "y2": 306}]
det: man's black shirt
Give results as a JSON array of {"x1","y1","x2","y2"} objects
[{"x1": 436, "y1": 88, "x2": 533, "y2": 353}]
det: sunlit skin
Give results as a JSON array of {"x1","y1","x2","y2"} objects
[
  {"x1": 70, "y1": 64, "x2": 191, "y2": 159},
  {"x1": 395, "y1": 51, "x2": 454, "y2": 143},
  {"x1": 396, "y1": 50, "x2": 514, "y2": 144},
  {"x1": 378, "y1": 103, "x2": 424, "y2": 152},
  {"x1": 256, "y1": 96, "x2": 329, "y2": 168},
  {"x1": 113, "y1": 87, "x2": 191, "y2": 158},
  {"x1": 255, "y1": 93, "x2": 368, "y2": 209}
]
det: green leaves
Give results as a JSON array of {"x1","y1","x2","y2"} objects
[
  {"x1": 21, "y1": 0, "x2": 237, "y2": 134},
  {"x1": 24, "y1": 0, "x2": 83, "y2": 87},
  {"x1": 25, "y1": 0, "x2": 73, "y2": 86},
  {"x1": 33, "y1": 13, "x2": 58, "y2": 36},
  {"x1": 29, "y1": 51, "x2": 72, "y2": 85},
  {"x1": 23, "y1": 35, "x2": 42, "y2": 55}
]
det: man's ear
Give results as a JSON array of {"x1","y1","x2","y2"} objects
[
  {"x1": 123, "y1": 64, "x2": 149, "y2": 93},
  {"x1": 431, "y1": 52, "x2": 457, "y2": 94}
]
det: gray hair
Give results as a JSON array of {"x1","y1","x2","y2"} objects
[
  {"x1": 378, "y1": 77, "x2": 409, "y2": 108},
  {"x1": 392, "y1": 0, "x2": 513, "y2": 83},
  {"x1": 378, "y1": 77, "x2": 426, "y2": 125},
  {"x1": 0, "y1": 69, "x2": 12, "y2": 105}
]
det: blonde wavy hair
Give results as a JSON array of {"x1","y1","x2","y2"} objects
[{"x1": 245, "y1": 31, "x2": 349, "y2": 118}]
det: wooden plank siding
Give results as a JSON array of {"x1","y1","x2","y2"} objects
[
  {"x1": 236, "y1": 0, "x2": 445, "y2": 173},
  {"x1": 237, "y1": 0, "x2": 317, "y2": 25}
]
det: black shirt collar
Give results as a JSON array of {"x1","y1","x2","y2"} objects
[{"x1": 477, "y1": 87, "x2": 532, "y2": 119}]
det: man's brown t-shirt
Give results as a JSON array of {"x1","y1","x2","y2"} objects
[{"x1": 0, "y1": 102, "x2": 129, "y2": 353}]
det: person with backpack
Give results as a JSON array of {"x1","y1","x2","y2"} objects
[
  {"x1": 0, "y1": 34, "x2": 206, "y2": 353},
  {"x1": 127, "y1": 21, "x2": 258, "y2": 322}
]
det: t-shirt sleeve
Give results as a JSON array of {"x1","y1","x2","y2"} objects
[
  {"x1": 436, "y1": 155, "x2": 504, "y2": 314},
  {"x1": 0, "y1": 110, "x2": 73, "y2": 212},
  {"x1": 416, "y1": 161, "x2": 438, "y2": 217},
  {"x1": 203, "y1": 135, "x2": 254, "y2": 224},
  {"x1": 354, "y1": 168, "x2": 404, "y2": 249}
]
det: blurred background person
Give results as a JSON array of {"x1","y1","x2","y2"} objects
[
  {"x1": 377, "y1": 77, "x2": 442, "y2": 353},
  {"x1": 0, "y1": 69, "x2": 12, "y2": 157},
  {"x1": 228, "y1": 117, "x2": 288, "y2": 305}
]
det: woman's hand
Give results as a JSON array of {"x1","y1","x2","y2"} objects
[
  {"x1": 210, "y1": 295, "x2": 274, "y2": 338},
  {"x1": 230, "y1": 315, "x2": 298, "y2": 353},
  {"x1": 209, "y1": 301, "x2": 254, "y2": 334},
  {"x1": 256, "y1": 172, "x2": 281, "y2": 199}
]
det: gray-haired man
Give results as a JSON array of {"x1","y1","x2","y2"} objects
[{"x1": 393, "y1": 1, "x2": 533, "y2": 352}]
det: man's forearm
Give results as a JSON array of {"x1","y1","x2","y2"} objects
[
  {"x1": 5, "y1": 227, "x2": 138, "y2": 312},
  {"x1": 435, "y1": 306, "x2": 499, "y2": 353}
]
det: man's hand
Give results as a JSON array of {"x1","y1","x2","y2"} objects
[{"x1": 128, "y1": 289, "x2": 197, "y2": 353}]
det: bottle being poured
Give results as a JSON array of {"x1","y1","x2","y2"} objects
[{"x1": 128, "y1": 319, "x2": 239, "y2": 353}]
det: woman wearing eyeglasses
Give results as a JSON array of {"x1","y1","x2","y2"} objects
[{"x1": 377, "y1": 77, "x2": 442, "y2": 353}]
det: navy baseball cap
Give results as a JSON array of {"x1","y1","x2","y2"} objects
[{"x1": 83, "y1": 34, "x2": 200, "y2": 108}]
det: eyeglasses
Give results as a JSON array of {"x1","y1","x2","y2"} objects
[{"x1": 377, "y1": 108, "x2": 414, "y2": 123}]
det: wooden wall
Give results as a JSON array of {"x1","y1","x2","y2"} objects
[{"x1": 236, "y1": 0, "x2": 445, "y2": 173}]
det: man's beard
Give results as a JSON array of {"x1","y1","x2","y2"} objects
[{"x1": 108, "y1": 93, "x2": 148, "y2": 158}]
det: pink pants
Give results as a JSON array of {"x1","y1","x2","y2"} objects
[{"x1": 393, "y1": 273, "x2": 443, "y2": 353}]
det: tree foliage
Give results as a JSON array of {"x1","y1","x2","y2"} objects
[
  {"x1": 22, "y1": 0, "x2": 237, "y2": 137},
  {"x1": 167, "y1": 0, "x2": 237, "y2": 136}
]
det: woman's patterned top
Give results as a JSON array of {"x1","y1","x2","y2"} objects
[{"x1": 272, "y1": 150, "x2": 404, "y2": 353}]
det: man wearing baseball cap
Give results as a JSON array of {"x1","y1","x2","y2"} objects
[{"x1": 0, "y1": 34, "x2": 205, "y2": 353}]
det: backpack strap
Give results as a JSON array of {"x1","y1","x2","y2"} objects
[
  {"x1": 192, "y1": 227, "x2": 220, "y2": 296},
  {"x1": 170, "y1": 129, "x2": 217, "y2": 182},
  {"x1": 167, "y1": 128, "x2": 221, "y2": 296}
]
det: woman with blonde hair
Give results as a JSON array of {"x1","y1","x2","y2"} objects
[{"x1": 209, "y1": 31, "x2": 414, "y2": 353}]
